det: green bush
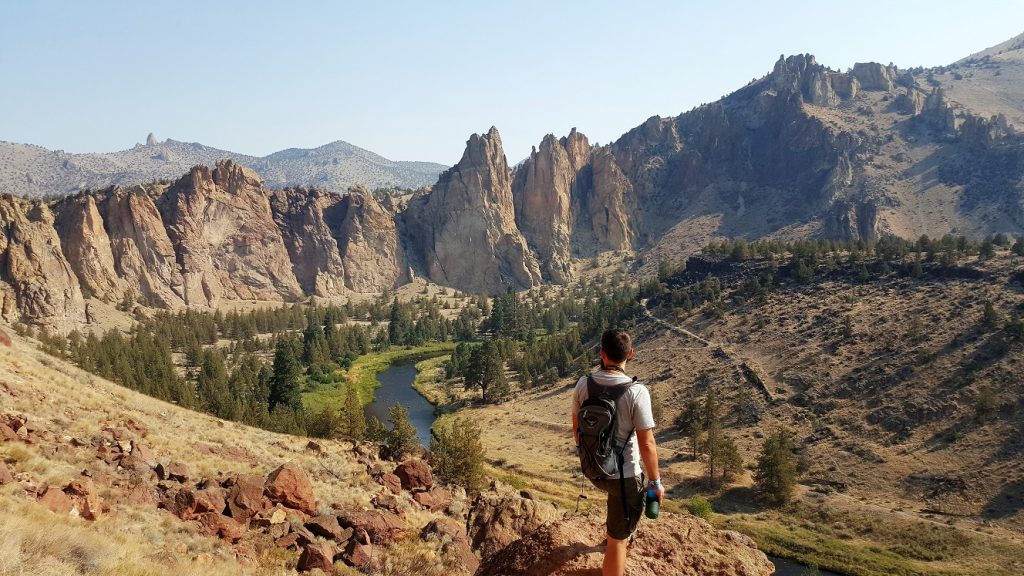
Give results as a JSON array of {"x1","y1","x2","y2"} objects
[{"x1": 687, "y1": 496, "x2": 713, "y2": 520}]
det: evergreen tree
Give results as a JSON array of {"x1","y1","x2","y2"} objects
[
  {"x1": 365, "y1": 415, "x2": 388, "y2": 443},
  {"x1": 342, "y1": 383, "x2": 366, "y2": 441},
  {"x1": 430, "y1": 417, "x2": 486, "y2": 492},
  {"x1": 720, "y1": 436, "x2": 744, "y2": 481},
  {"x1": 1012, "y1": 236, "x2": 1024, "y2": 256},
  {"x1": 754, "y1": 428, "x2": 798, "y2": 505},
  {"x1": 703, "y1": 387, "x2": 724, "y2": 484},
  {"x1": 270, "y1": 339, "x2": 303, "y2": 413},
  {"x1": 981, "y1": 301, "x2": 1001, "y2": 331},
  {"x1": 386, "y1": 403, "x2": 418, "y2": 459},
  {"x1": 196, "y1": 349, "x2": 236, "y2": 420},
  {"x1": 674, "y1": 398, "x2": 703, "y2": 459}
]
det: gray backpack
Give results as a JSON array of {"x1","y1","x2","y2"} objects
[{"x1": 577, "y1": 375, "x2": 635, "y2": 517}]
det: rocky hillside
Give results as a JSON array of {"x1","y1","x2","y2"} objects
[
  {"x1": 0, "y1": 327, "x2": 775, "y2": 575},
  {"x1": 0, "y1": 136, "x2": 446, "y2": 198}
]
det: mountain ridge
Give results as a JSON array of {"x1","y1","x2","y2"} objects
[{"x1": 0, "y1": 136, "x2": 447, "y2": 199}]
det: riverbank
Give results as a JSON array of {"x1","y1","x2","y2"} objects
[{"x1": 301, "y1": 342, "x2": 455, "y2": 413}]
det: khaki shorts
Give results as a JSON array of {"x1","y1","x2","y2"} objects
[{"x1": 592, "y1": 475, "x2": 644, "y2": 540}]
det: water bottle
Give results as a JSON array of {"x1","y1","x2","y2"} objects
[{"x1": 645, "y1": 488, "x2": 660, "y2": 519}]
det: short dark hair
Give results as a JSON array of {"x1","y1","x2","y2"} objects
[{"x1": 601, "y1": 329, "x2": 632, "y2": 363}]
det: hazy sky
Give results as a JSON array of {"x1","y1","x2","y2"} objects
[{"x1": 2, "y1": 1, "x2": 1022, "y2": 165}]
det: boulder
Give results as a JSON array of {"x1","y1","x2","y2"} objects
[
  {"x1": 342, "y1": 540, "x2": 376, "y2": 570},
  {"x1": 265, "y1": 463, "x2": 316, "y2": 514},
  {"x1": 370, "y1": 492, "x2": 400, "y2": 513},
  {"x1": 339, "y1": 509, "x2": 408, "y2": 545},
  {"x1": 129, "y1": 442, "x2": 158, "y2": 468},
  {"x1": 414, "y1": 487, "x2": 452, "y2": 512},
  {"x1": 0, "y1": 423, "x2": 17, "y2": 442},
  {"x1": 421, "y1": 518, "x2": 478, "y2": 575},
  {"x1": 165, "y1": 462, "x2": 189, "y2": 483},
  {"x1": 161, "y1": 487, "x2": 198, "y2": 520},
  {"x1": 38, "y1": 485, "x2": 74, "y2": 514},
  {"x1": 475, "y1": 511, "x2": 775, "y2": 576},
  {"x1": 377, "y1": 472, "x2": 402, "y2": 495},
  {"x1": 0, "y1": 328, "x2": 9, "y2": 347},
  {"x1": 194, "y1": 486, "x2": 227, "y2": 515},
  {"x1": 297, "y1": 542, "x2": 338, "y2": 573},
  {"x1": 393, "y1": 459, "x2": 433, "y2": 492},
  {"x1": 467, "y1": 488, "x2": 561, "y2": 557},
  {"x1": 306, "y1": 514, "x2": 352, "y2": 543},
  {"x1": 64, "y1": 479, "x2": 102, "y2": 521},
  {"x1": 196, "y1": 512, "x2": 245, "y2": 543},
  {"x1": 0, "y1": 461, "x2": 14, "y2": 485},
  {"x1": 225, "y1": 474, "x2": 268, "y2": 523}
]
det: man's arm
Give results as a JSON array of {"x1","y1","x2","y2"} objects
[
  {"x1": 572, "y1": 412, "x2": 579, "y2": 445},
  {"x1": 637, "y1": 428, "x2": 664, "y2": 503}
]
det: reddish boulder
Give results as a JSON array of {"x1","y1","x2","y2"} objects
[
  {"x1": 225, "y1": 474, "x2": 268, "y2": 523},
  {"x1": 129, "y1": 442, "x2": 157, "y2": 468},
  {"x1": 194, "y1": 486, "x2": 227, "y2": 515},
  {"x1": 297, "y1": 542, "x2": 337, "y2": 573},
  {"x1": 196, "y1": 512, "x2": 245, "y2": 543},
  {"x1": 0, "y1": 461, "x2": 14, "y2": 485},
  {"x1": 306, "y1": 514, "x2": 352, "y2": 543},
  {"x1": 38, "y1": 485, "x2": 74, "y2": 514},
  {"x1": 165, "y1": 462, "x2": 190, "y2": 483},
  {"x1": 0, "y1": 423, "x2": 18, "y2": 441},
  {"x1": 0, "y1": 328, "x2": 10, "y2": 347},
  {"x1": 276, "y1": 532, "x2": 302, "y2": 550},
  {"x1": 161, "y1": 487, "x2": 198, "y2": 520},
  {"x1": 0, "y1": 413, "x2": 26, "y2": 433},
  {"x1": 394, "y1": 459, "x2": 433, "y2": 492},
  {"x1": 64, "y1": 479, "x2": 102, "y2": 521},
  {"x1": 414, "y1": 487, "x2": 453, "y2": 512},
  {"x1": 340, "y1": 509, "x2": 408, "y2": 545},
  {"x1": 377, "y1": 473, "x2": 402, "y2": 495},
  {"x1": 371, "y1": 492, "x2": 400, "y2": 513},
  {"x1": 422, "y1": 518, "x2": 478, "y2": 574},
  {"x1": 265, "y1": 463, "x2": 316, "y2": 514},
  {"x1": 124, "y1": 482, "x2": 157, "y2": 506},
  {"x1": 343, "y1": 540, "x2": 377, "y2": 570}
]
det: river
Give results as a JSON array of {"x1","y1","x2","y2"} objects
[
  {"x1": 363, "y1": 362, "x2": 435, "y2": 445},
  {"x1": 768, "y1": 555, "x2": 844, "y2": 576}
]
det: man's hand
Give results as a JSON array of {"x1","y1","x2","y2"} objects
[{"x1": 646, "y1": 480, "x2": 665, "y2": 504}]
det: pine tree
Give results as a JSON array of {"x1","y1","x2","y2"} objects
[
  {"x1": 981, "y1": 301, "x2": 1001, "y2": 331},
  {"x1": 386, "y1": 403, "x2": 418, "y2": 459},
  {"x1": 365, "y1": 415, "x2": 388, "y2": 443},
  {"x1": 430, "y1": 417, "x2": 486, "y2": 492},
  {"x1": 720, "y1": 436, "x2": 743, "y2": 481},
  {"x1": 196, "y1": 349, "x2": 237, "y2": 420},
  {"x1": 342, "y1": 383, "x2": 366, "y2": 441},
  {"x1": 754, "y1": 428, "x2": 798, "y2": 505},
  {"x1": 270, "y1": 339, "x2": 303, "y2": 413},
  {"x1": 674, "y1": 399, "x2": 703, "y2": 459}
]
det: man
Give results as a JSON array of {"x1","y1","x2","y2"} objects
[{"x1": 572, "y1": 328, "x2": 663, "y2": 576}]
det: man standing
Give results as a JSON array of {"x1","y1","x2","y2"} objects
[{"x1": 572, "y1": 329, "x2": 663, "y2": 576}]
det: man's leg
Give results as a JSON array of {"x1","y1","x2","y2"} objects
[{"x1": 603, "y1": 534, "x2": 628, "y2": 576}]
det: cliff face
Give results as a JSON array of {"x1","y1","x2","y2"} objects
[
  {"x1": 405, "y1": 127, "x2": 541, "y2": 293},
  {"x1": 0, "y1": 195, "x2": 84, "y2": 332}
]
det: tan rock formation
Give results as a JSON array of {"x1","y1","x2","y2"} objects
[
  {"x1": 336, "y1": 187, "x2": 405, "y2": 292},
  {"x1": 852, "y1": 62, "x2": 896, "y2": 92},
  {"x1": 96, "y1": 186, "x2": 185, "y2": 308},
  {"x1": 269, "y1": 187, "x2": 348, "y2": 296},
  {"x1": 157, "y1": 161, "x2": 302, "y2": 306},
  {"x1": 406, "y1": 127, "x2": 541, "y2": 293},
  {"x1": 0, "y1": 195, "x2": 84, "y2": 332},
  {"x1": 475, "y1": 511, "x2": 774, "y2": 576},
  {"x1": 512, "y1": 129, "x2": 590, "y2": 283},
  {"x1": 53, "y1": 194, "x2": 125, "y2": 303},
  {"x1": 587, "y1": 148, "x2": 636, "y2": 251}
]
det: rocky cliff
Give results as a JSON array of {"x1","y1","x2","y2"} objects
[{"x1": 404, "y1": 127, "x2": 542, "y2": 294}]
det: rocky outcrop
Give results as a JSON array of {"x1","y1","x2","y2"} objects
[
  {"x1": 467, "y1": 485, "x2": 561, "y2": 558},
  {"x1": 825, "y1": 201, "x2": 881, "y2": 242},
  {"x1": 53, "y1": 194, "x2": 125, "y2": 303},
  {"x1": 335, "y1": 187, "x2": 406, "y2": 292},
  {"x1": 852, "y1": 62, "x2": 896, "y2": 92},
  {"x1": 157, "y1": 161, "x2": 303, "y2": 306},
  {"x1": 0, "y1": 195, "x2": 84, "y2": 332},
  {"x1": 96, "y1": 186, "x2": 185, "y2": 308},
  {"x1": 475, "y1": 511, "x2": 774, "y2": 576},
  {"x1": 269, "y1": 187, "x2": 348, "y2": 296},
  {"x1": 405, "y1": 127, "x2": 541, "y2": 293},
  {"x1": 512, "y1": 129, "x2": 590, "y2": 282},
  {"x1": 896, "y1": 86, "x2": 926, "y2": 115}
]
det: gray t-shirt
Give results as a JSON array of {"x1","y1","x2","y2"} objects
[{"x1": 572, "y1": 369, "x2": 656, "y2": 478}]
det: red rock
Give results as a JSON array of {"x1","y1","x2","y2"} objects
[
  {"x1": 129, "y1": 442, "x2": 157, "y2": 467},
  {"x1": 275, "y1": 532, "x2": 301, "y2": 550},
  {"x1": 266, "y1": 521, "x2": 291, "y2": 540},
  {"x1": 422, "y1": 518, "x2": 478, "y2": 575},
  {"x1": 0, "y1": 461, "x2": 13, "y2": 485},
  {"x1": 161, "y1": 487, "x2": 198, "y2": 520},
  {"x1": 122, "y1": 418, "x2": 150, "y2": 438},
  {"x1": 0, "y1": 328, "x2": 10, "y2": 347},
  {"x1": 38, "y1": 485, "x2": 74, "y2": 514},
  {"x1": 371, "y1": 492, "x2": 400, "y2": 513},
  {"x1": 394, "y1": 459, "x2": 433, "y2": 492},
  {"x1": 297, "y1": 542, "x2": 337, "y2": 573},
  {"x1": 226, "y1": 474, "x2": 268, "y2": 523},
  {"x1": 306, "y1": 515, "x2": 353, "y2": 543},
  {"x1": 194, "y1": 486, "x2": 227, "y2": 515},
  {"x1": 378, "y1": 473, "x2": 402, "y2": 494},
  {"x1": 265, "y1": 463, "x2": 316, "y2": 514},
  {"x1": 414, "y1": 487, "x2": 453, "y2": 512},
  {"x1": 117, "y1": 453, "x2": 151, "y2": 474},
  {"x1": 124, "y1": 483, "x2": 157, "y2": 506},
  {"x1": 0, "y1": 413, "x2": 25, "y2": 433},
  {"x1": 196, "y1": 512, "x2": 245, "y2": 543},
  {"x1": 340, "y1": 510, "x2": 408, "y2": 545},
  {"x1": 165, "y1": 462, "x2": 189, "y2": 483},
  {"x1": 343, "y1": 540, "x2": 376, "y2": 569},
  {"x1": 0, "y1": 423, "x2": 19, "y2": 442},
  {"x1": 64, "y1": 479, "x2": 102, "y2": 521}
]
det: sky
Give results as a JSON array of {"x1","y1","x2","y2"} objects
[{"x1": 2, "y1": 1, "x2": 1023, "y2": 165}]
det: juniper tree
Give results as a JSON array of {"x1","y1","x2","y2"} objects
[
  {"x1": 754, "y1": 428, "x2": 798, "y2": 505},
  {"x1": 430, "y1": 417, "x2": 486, "y2": 492}
]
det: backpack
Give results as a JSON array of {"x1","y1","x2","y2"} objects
[{"x1": 577, "y1": 374, "x2": 636, "y2": 518}]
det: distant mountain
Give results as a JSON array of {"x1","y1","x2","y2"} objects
[{"x1": 0, "y1": 136, "x2": 447, "y2": 198}]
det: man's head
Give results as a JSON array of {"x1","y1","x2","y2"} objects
[{"x1": 600, "y1": 328, "x2": 633, "y2": 366}]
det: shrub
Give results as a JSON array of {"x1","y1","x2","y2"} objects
[
  {"x1": 430, "y1": 417, "x2": 486, "y2": 492},
  {"x1": 687, "y1": 496, "x2": 713, "y2": 520}
]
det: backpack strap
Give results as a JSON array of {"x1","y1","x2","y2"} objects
[{"x1": 587, "y1": 373, "x2": 637, "y2": 522}]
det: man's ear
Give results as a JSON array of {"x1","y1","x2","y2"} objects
[{"x1": 627, "y1": 348, "x2": 635, "y2": 360}]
